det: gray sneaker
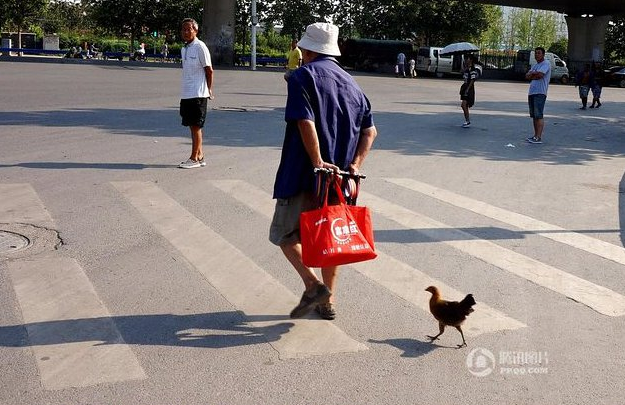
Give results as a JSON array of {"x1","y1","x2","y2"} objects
[{"x1": 179, "y1": 158, "x2": 202, "y2": 169}]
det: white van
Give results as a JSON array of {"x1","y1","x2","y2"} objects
[
  {"x1": 415, "y1": 46, "x2": 453, "y2": 77},
  {"x1": 516, "y1": 50, "x2": 570, "y2": 84}
]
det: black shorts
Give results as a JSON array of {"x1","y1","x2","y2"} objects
[
  {"x1": 460, "y1": 83, "x2": 475, "y2": 108},
  {"x1": 180, "y1": 98, "x2": 208, "y2": 128}
]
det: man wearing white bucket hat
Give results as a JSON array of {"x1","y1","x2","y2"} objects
[{"x1": 270, "y1": 22, "x2": 378, "y2": 320}]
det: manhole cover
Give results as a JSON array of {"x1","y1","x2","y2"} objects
[{"x1": 0, "y1": 231, "x2": 31, "y2": 254}]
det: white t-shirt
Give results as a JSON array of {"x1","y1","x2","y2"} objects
[
  {"x1": 528, "y1": 60, "x2": 551, "y2": 96},
  {"x1": 181, "y1": 38, "x2": 212, "y2": 99}
]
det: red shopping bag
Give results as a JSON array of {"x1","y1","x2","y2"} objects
[{"x1": 300, "y1": 177, "x2": 377, "y2": 267}]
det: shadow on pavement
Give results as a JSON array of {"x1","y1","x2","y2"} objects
[
  {"x1": 0, "y1": 311, "x2": 294, "y2": 349},
  {"x1": 368, "y1": 338, "x2": 438, "y2": 357},
  {"x1": 1, "y1": 101, "x2": 624, "y2": 166}
]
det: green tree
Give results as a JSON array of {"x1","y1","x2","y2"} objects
[
  {"x1": 267, "y1": 0, "x2": 333, "y2": 39},
  {"x1": 1, "y1": 0, "x2": 48, "y2": 49},
  {"x1": 478, "y1": 5, "x2": 504, "y2": 49},
  {"x1": 334, "y1": 0, "x2": 489, "y2": 44},
  {"x1": 548, "y1": 37, "x2": 568, "y2": 59},
  {"x1": 84, "y1": 0, "x2": 201, "y2": 50},
  {"x1": 150, "y1": 0, "x2": 203, "y2": 42},
  {"x1": 409, "y1": 0, "x2": 489, "y2": 45},
  {"x1": 43, "y1": 0, "x2": 88, "y2": 34},
  {"x1": 531, "y1": 10, "x2": 557, "y2": 49},
  {"x1": 605, "y1": 17, "x2": 625, "y2": 63},
  {"x1": 506, "y1": 8, "x2": 557, "y2": 50}
]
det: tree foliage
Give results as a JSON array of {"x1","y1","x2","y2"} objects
[
  {"x1": 332, "y1": 0, "x2": 489, "y2": 45},
  {"x1": 548, "y1": 37, "x2": 567, "y2": 59},
  {"x1": 505, "y1": 8, "x2": 557, "y2": 50},
  {"x1": 478, "y1": 5, "x2": 504, "y2": 49},
  {"x1": 1, "y1": 0, "x2": 48, "y2": 32},
  {"x1": 0, "y1": 0, "x2": 48, "y2": 48},
  {"x1": 43, "y1": 0, "x2": 89, "y2": 33},
  {"x1": 265, "y1": 0, "x2": 333, "y2": 39},
  {"x1": 84, "y1": 0, "x2": 202, "y2": 48},
  {"x1": 605, "y1": 17, "x2": 625, "y2": 63}
]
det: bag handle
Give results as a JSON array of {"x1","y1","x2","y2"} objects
[{"x1": 314, "y1": 168, "x2": 365, "y2": 207}]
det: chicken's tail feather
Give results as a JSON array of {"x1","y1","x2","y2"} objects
[{"x1": 460, "y1": 294, "x2": 477, "y2": 314}]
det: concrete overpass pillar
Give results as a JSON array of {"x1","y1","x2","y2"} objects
[
  {"x1": 203, "y1": 0, "x2": 236, "y2": 66},
  {"x1": 565, "y1": 15, "x2": 610, "y2": 71}
]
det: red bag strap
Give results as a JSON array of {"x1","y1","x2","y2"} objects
[
  {"x1": 314, "y1": 168, "x2": 365, "y2": 207},
  {"x1": 331, "y1": 176, "x2": 347, "y2": 206}
]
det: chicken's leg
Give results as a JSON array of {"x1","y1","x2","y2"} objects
[
  {"x1": 455, "y1": 326, "x2": 467, "y2": 348},
  {"x1": 427, "y1": 322, "x2": 446, "y2": 342}
]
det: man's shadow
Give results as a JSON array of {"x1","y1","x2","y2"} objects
[{"x1": 0, "y1": 311, "x2": 294, "y2": 349}]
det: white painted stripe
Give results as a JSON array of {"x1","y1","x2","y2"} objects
[
  {"x1": 386, "y1": 177, "x2": 625, "y2": 267},
  {"x1": 112, "y1": 181, "x2": 366, "y2": 359},
  {"x1": 0, "y1": 184, "x2": 54, "y2": 225},
  {"x1": 361, "y1": 190, "x2": 625, "y2": 317},
  {"x1": 6, "y1": 256, "x2": 146, "y2": 389},
  {"x1": 211, "y1": 180, "x2": 526, "y2": 336}
]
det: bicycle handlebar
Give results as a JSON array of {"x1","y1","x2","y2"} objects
[{"x1": 313, "y1": 167, "x2": 367, "y2": 179}]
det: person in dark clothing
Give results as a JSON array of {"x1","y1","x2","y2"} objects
[
  {"x1": 590, "y1": 62, "x2": 604, "y2": 108},
  {"x1": 269, "y1": 23, "x2": 377, "y2": 320},
  {"x1": 460, "y1": 54, "x2": 479, "y2": 128}
]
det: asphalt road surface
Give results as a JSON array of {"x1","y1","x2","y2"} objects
[{"x1": 1, "y1": 59, "x2": 625, "y2": 405}]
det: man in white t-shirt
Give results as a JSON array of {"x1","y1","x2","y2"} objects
[
  {"x1": 179, "y1": 18, "x2": 214, "y2": 169},
  {"x1": 525, "y1": 46, "x2": 551, "y2": 144}
]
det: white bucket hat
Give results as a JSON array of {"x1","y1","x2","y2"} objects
[{"x1": 297, "y1": 22, "x2": 341, "y2": 56}]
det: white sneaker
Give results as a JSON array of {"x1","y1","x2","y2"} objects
[
  {"x1": 462, "y1": 121, "x2": 471, "y2": 128},
  {"x1": 178, "y1": 158, "x2": 202, "y2": 169},
  {"x1": 198, "y1": 157, "x2": 207, "y2": 167}
]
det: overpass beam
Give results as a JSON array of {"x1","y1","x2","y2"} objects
[
  {"x1": 565, "y1": 15, "x2": 610, "y2": 71},
  {"x1": 202, "y1": 0, "x2": 236, "y2": 66}
]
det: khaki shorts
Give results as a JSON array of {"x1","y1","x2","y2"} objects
[{"x1": 269, "y1": 192, "x2": 317, "y2": 246}]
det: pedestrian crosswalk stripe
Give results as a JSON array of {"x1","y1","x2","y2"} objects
[
  {"x1": 361, "y1": 190, "x2": 625, "y2": 317},
  {"x1": 211, "y1": 180, "x2": 526, "y2": 336},
  {"x1": 0, "y1": 184, "x2": 54, "y2": 225},
  {"x1": 112, "y1": 181, "x2": 367, "y2": 359},
  {"x1": 6, "y1": 256, "x2": 147, "y2": 389},
  {"x1": 386, "y1": 177, "x2": 625, "y2": 267}
]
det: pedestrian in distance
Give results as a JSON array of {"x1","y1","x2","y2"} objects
[
  {"x1": 269, "y1": 22, "x2": 378, "y2": 320},
  {"x1": 178, "y1": 18, "x2": 214, "y2": 169},
  {"x1": 590, "y1": 62, "x2": 604, "y2": 108},
  {"x1": 576, "y1": 63, "x2": 591, "y2": 110},
  {"x1": 284, "y1": 39, "x2": 303, "y2": 82},
  {"x1": 409, "y1": 58, "x2": 417, "y2": 78},
  {"x1": 525, "y1": 46, "x2": 551, "y2": 144},
  {"x1": 161, "y1": 43, "x2": 169, "y2": 62},
  {"x1": 460, "y1": 54, "x2": 479, "y2": 128},
  {"x1": 396, "y1": 52, "x2": 406, "y2": 77}
]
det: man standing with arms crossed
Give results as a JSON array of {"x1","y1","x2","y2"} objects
[
  {"x1": 525, "y1": 47, "x2": 551, "y2": 144},
  {"x1": 269, "y1": 23, "x2": 377, "y2": 320},
  {"x1": 179, "y1": 18, "x2": 214, "y2": 169}
]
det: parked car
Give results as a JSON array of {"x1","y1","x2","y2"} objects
[
  {"x1": 603, "y1": 66, "x2": 625, "y2": 88},
  {"x1": 515, "y1": 50, "x2": 570, "y2": 84},
  {"x1": 415, "y1": 46, "x2": 453, "y2": 77}
]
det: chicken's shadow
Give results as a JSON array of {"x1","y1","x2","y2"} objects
[{"x1": 368, "y1": 338, "x2": 442, "y2": 357}]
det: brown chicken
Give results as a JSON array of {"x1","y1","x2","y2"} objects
[{"x1": 425, "y1": 286, "x2": 476, "y2": 348}]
